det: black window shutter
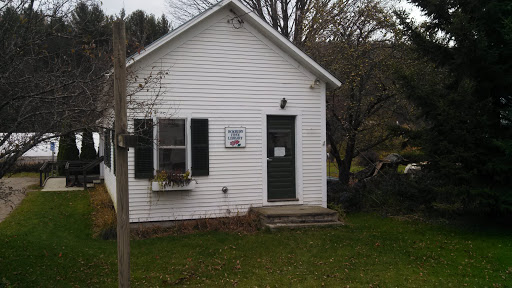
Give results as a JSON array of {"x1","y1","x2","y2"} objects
[
  {"x1": 104, "y1": 129, "x2": 111, "y2": 168},
  {"x1": 191, "y1": 118, "x2": 209, "y2": 176},
  {"x1": 134, "y1": 119, "x2": 154, "y2": 179}
]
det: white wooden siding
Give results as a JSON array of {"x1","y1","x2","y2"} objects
[{"x1": 104, "y1": 7, "x2": 326, "y2": 222}]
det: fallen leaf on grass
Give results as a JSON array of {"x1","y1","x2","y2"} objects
[{"x1": 234, "y1": 260, "x2": 241, "y2": 271}]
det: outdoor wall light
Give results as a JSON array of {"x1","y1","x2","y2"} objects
[{"x1": 280, "y1": 98, "x2": 287, "y2": 109}]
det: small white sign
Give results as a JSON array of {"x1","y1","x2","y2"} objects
[
  {"x1": 274, "y1": 147, "x2": 286, "y2": 157},
  {"x1": 225, "y1": 127, "x2": 246, "y2": 148}
]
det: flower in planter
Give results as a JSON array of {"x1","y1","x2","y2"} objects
[{"x1": 154, "y1": 169, "x2": 195, "y2": 189}]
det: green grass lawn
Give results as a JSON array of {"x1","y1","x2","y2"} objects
[{"x1": 1, "y1": 191, "x2": 511, "y2": 287}]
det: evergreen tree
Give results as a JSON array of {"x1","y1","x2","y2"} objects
[
  {"x1": 157, "y1": 14, "x2": 171, "y2": 36},
  {"x1": 119, "y1": 8, "x2": 126, "y2": 20},
  {"x1": 125, "y1": 10, "x2": 172, "y2": 55},
  {"x1": 57, "y1": 133, "x2": 80, "y2": 175},
  {"x1": 80, "y1": 130, "x2": 97, "y2": 161},
  {"x1": 396, "y1": 0, "x2": 512, "y2": 214},
  {"x1": 71, "y1": 2, "x2": 109, "y2": 42}
]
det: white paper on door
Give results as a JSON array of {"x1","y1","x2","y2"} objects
[{"x1": 274, "y1": 147, "x2": 286, "y2": 157}]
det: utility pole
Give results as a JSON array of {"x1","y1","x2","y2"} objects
[{"x1": 113, "y1": 19, "x2": 130, "y2": 288}]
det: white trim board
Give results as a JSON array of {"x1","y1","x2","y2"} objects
[{"x1": 320, "y1": 82, "x2": 327, "y2": 208}]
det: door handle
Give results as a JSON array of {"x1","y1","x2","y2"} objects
[{"x1": 267, "y1": 158, "x2": 272, "y2": 161}]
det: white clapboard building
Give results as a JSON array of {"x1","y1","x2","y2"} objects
[{"x1": 99, "y1": 0, "x2": 341, "y2": 223}]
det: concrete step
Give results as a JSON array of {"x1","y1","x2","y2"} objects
[
  {"x1": 250, "y1": 206, "x2": 342, "y2": 227},
  {"x1": 263, "y1": 213, "x2": 338, "y2": 224},
  {"x1": 93, "y1": 179, "x2": 103, "y2": 184},
  {"x1": 266, "y1": 221, "x2": 344, "y2": 230}
]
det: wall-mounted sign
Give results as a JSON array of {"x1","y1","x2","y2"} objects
[{"x1": 225, "y1": 127, "x2": 246, "y2": 148}]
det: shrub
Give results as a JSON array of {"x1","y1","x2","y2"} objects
[
  {"x1": 327, "y1": 203, "x2": 346, "y2": 221},
  {"x1": 57, "y1": 133, "x2": 79, "y2": 175},
  {"x1": 8, "y1": 162, "x2": 42, "y2": 174},
  {"x1": 328, "y1": 179, "x2": 370, "y2": 213},
  {"x1": 131, "y1": 213, "x2": 261, "y2": 239},
  {"x1": 329, "y1": 167, "x2": 512, "y2": 219},
  {"x1": 80, "y1": 130, "x2": 100, "y2": 174},
  {"x1": 80, "y1": 130, "x2": 97, "y2": 161},
  {"x1": 358, "y1": 172, "x2": 438, "y2": 215},
  {"x1": 89, "y1": 185, "x2": 117, "y2": 239}
]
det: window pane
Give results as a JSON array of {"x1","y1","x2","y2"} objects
[
  {"x1": 159, "y1": 148, "x2": 186, "y2": 172},
  {"x1": 159, "y1": 119, "x2": 185, "y2": 146}
]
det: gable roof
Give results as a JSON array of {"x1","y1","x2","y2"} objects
[{"x1": 127, "y1": 0, "x2": 341, "y2": 88}]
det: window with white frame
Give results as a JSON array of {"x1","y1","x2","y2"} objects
[
  {"x1": 134, "y1": 118, "x2": 209, "y2": 178},
  {"x1": 158, "y1": 119, "x2": 186, "y2": 172}
]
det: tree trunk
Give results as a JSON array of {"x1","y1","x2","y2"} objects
[
  {"x1": 326, "y1": 120, "x2": 344, "y2": 179},
  {"x1": 339, "y1": 134, "x2": 356, "y2": 185}
]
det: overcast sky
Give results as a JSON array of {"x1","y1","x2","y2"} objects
[
  {"x1": 100, "y1": 0, "x2": 168, "y2": 18},
  {"x1": 99, "y1": 0, "x2": 425, "y2": 22}
]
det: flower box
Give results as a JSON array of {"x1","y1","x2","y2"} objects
[{"x1": 151, "y1": 181, "x2": 196, "y2": 191}]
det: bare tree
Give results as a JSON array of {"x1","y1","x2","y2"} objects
[
  {"x1": 166, "y1": 0, "x2": 340, "y2": 46},
  {"x1": 306, "y1": 0, "x2": 416, "y2": 184},
  {"x1": 0, "y1": 0, "x2": 116, "y2": 178}
]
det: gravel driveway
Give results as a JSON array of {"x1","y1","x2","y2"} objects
[{"x1": 0, "y1": 177, "x2": 39, "y2": 223}]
